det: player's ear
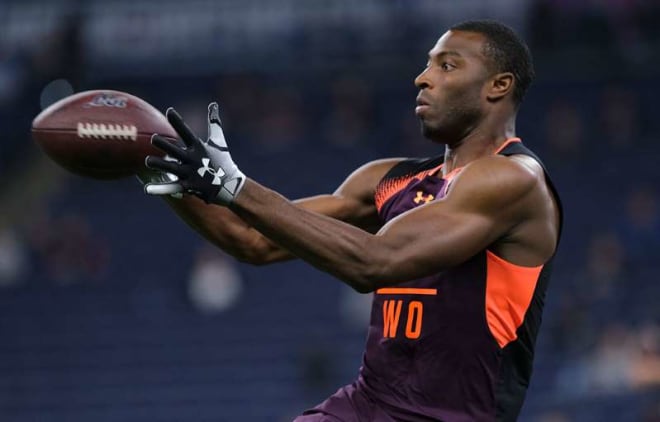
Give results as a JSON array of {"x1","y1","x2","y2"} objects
[{"x1": 486, "y1": 72, "x2": 514, "y2": 102}]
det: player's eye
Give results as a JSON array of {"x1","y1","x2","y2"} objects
[{"x1": 441, "y1": 62, "x2": 455, "y2": 71}]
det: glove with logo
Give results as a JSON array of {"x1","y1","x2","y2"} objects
[
  {"x1": 144, "y1": 102, "x2": 246, "y2": 205},
  {"x1": 136, "y1": 155, "x2": 183, "y2": 199}
]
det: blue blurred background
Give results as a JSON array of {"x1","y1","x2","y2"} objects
[{"x1": 0, "y1": 0, "x2": 659, "y2": 421}]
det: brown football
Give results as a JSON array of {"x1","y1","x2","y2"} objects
[{"x1": 31, "y1": 90, "x2": 178, "y2": 179}]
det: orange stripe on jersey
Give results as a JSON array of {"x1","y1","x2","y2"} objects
[
  {"x1": 485, "y1": 250, "x2": 542, "y2": 348},
  {"x1": 443, "y1": 166, "x2": 463, "y2": 183},
  {"x1": 374, "y1": 164, "x2": 445, "y2": 212},
  {"x1": 375, "y1": 174, "x2": 417, "y2": 213},
  {"x1": 424, "y1": 162, "x2": 444, "y2": 177},
  {"x1": 494, "y1": 137, "x2": 521, "y2": 154},
  {"x1": 376, "y1": 288, "x2": 438, "y2": 295}
]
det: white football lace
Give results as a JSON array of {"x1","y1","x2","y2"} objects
[{"x1": 77, "y1": 122, "x2": 138, "y2": 140}]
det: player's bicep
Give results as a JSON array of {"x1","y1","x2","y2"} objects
[
  {"x1": 374, "y1": 199, "x2": 496, "y2": 279},
  {"x1": 373, "y1": 158, "x2": 537, "y2": 281}
]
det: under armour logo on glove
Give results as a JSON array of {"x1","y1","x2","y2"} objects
[
  {"x1": 144, "y1": 102, "x2": 246, "y2": 205},
  {"x1": 197, "y1": 158, "x2": 225, "y2": 185}
]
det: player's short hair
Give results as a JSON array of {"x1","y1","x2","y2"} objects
[{"x1": 450, "y1": 20, "x2": 535, "y2": 107}]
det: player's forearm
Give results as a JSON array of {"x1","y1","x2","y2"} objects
[
  {"x1": 230, "y1": 180, "x2": 392, "y2": 292},
  {"x1": 163, "y1": 195, "x2": 292, "y2": 264}
]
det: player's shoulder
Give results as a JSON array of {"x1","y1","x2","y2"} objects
[
  {"x1": 448, "y1": 154, "x2": 542, "y2": 206},
  {"x1": 360, "y1": 157, "x2": 410, "y2": 173},
  {"x1": 471, "y1": 153, "x2": 540, "y2": 180},
  {"x1": 335, "y1": 157, "x2": 407, "y2": 198},
  {"x1": 345, "y1": 157, "x2": 409, "y2": 183}
]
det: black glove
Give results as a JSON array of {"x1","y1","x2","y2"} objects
[{"x1": 144, "y1": 102, "x2": 245, "y2": 205}]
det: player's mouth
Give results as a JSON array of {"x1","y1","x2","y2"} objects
[{"x1": 415, "y1": 95, "x2": 431, "y2": 116}]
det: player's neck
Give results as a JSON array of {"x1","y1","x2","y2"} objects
[{"x1": 442, "y1": 114, "x2": 516, "y2": 176}]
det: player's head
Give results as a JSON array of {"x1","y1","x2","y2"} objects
[{"x1": 414, "y1": 20, "x2": 534, "y2": 143}]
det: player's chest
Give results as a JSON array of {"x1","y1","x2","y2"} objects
[{"x1": 378, "y1": 175, "x2": 448, "y2": 223}]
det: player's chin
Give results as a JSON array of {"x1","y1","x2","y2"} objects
[{"x1": 420, "y1": 121, "x2": 440, "y2": 141}]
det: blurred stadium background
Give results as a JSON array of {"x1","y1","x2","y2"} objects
[{"x1": 0, "y1": 0, "x2": 659, "y2": 421}]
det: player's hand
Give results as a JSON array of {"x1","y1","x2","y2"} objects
[
  {"x1": 135, "y1": 156, "x2": 183, "y2": 200},
  {"x1": 144, "y1": 102, "x2": 246, "y2": 205}
]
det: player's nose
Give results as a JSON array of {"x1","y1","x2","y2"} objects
[{"x1": 414, "y1": 67, "x2": 432, "y2": 89}]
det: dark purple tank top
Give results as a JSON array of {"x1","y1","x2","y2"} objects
[{"x1": 354, "y1": 140, "x2": 562, "y2": 421}]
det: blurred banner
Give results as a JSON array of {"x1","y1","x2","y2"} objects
[{"x1": 2, "y1": 0, "x2": 531, "y2": 76}]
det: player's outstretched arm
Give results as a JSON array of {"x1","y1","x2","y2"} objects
[
  {"x1": 142, "y1": 103, "x2": 400, "y2": 265},
  {"x1": 151, "y1": 160, "x2": 396, "y2": 265},
  {"x1": 229, "y1": 156, "x2": 557, "y2": 292},
  {"x1": 145, "y1": 102, "x2": 558, "y2": 292}
]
